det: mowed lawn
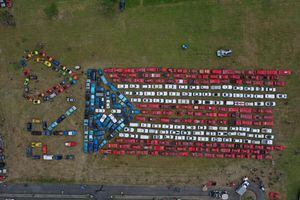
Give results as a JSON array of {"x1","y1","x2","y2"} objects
[{"x1": 0, "y1": 0, "x2": 299, "y2": 199}]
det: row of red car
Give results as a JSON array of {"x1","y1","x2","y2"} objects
[
  {"x1": 113, "y1": 138, "x2": 285, "y2": 150},
  {"x1": 139, "y1": 109, "x2": 273, "y2": 120},
  {"x1": 110, "y1": 77, "x2": 286, "y2": 86},
  {"x1": 136, "y1": 103, "x2": 273, "y2": 114},
  {"x1": 103, "y1": 67, "x2": 292, "y2": 76},
  {"x1": 108, "y1": 72, "x2": 283, "y2": 82},
  {"x1": 100, "y1": 148, "x2": 274, "y2": 160},
  {"x1": 134, "y1": 116, "x2": 273, "y2": 127}
]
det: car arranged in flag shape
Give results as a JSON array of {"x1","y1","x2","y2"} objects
[{"x1": 64, "y1": 141, "x2": 77, "y2": 147}]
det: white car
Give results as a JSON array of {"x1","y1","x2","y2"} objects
[
  {"x1": 217, "y1": 132, "x2": 227, "y2": 136},
  {"x1": 233, "y1": 86, "x2": 243, "y2": 91},
  {"x1": 222, "y1": 85, "x2": 233, "y2": 90},
  {"x1": 197, "y1": 125, "x2": 207, "y2": 130},
  {"x1": 229, "y1": 127, "x2": 239, "y2": 131},
  {"x1": 244, "y1": 86, "x2": 255, "y2": 91},
  {"x1": 125, "y1": 91, "x2": 133, "y2": 95},
  {"x1": 140, "y1": 135, "x2": 150, "y2": 140},
  {"x1": 233, "y1": 138, "x2": 243, "y2": 143},
  {"x1": 228, "y1": 132, "x2": 237, "y2": 136},
  {"x1": 119, "y1": 133, "x2": 129, "y2": 138},
  {"x1": 219, "y1": 126, "x2": 228, "y2": 131},
  {"x1": 265, "y1": 135, "x2": 275, "y2": 139},
  {"x1": 265, "y1": 87, "x2": 276, "y2": 92},
  {"x1": 153, "y1": 135, "x2": 164, "y2": 139},
  {"x1": 211, "y1": 137, "x2": 222, "y2": 142},
  {"x1": 141, "y1": 123, "x2": 151, "y2": 128},
  {"x1": 244, "y1": 94, "x2": 254, "y2": 98},
  {"x1": 210, "y1": 85, "x2": 222, "y2": 90},
  {"x1": 179, "y1": 85, "x2": 188, "y2": 90},
  {"x1": 255, "y1": 87, "x2": 265, "y2": 91},
  {"x1": 164, "y1": 135, "x2": 174, "y2": 140},
  {"x1": 124, "y1": 127, "x2": 134, "y2": 132},
  {"x1": 142, "y1": 98, "x2": 153, "y2": 103},
  {"x1": 193, "y1": 131, "x2": 205, "y2": 136},
  {"x1": 206, "y1": 131, "x2": 217, "y2": 136},
  {"x1": 276, "y1": 94, "x2": 287, "y2": 99},
  {"x1": 169, "y1": 91, "x2": 180, "y2": 96},
  {"x1": 245, "y1": 102, "x2": 254, "y2": 107},
  {"x1": 131, "y1": 98, "x2": 141, "y2": 103},
  {"x1": 237, "y1": 132, "x2": 246, "y2": 137},
  {"x1": 247, "y1": 133, "x2": 254, "y2": 138},
  {"x1": 129, "y1": 134, "x2": 139, "y2": 139},
  {"x1": 202, "y1": 92, "x2": 212, "y2": 97},
  {"x1": 254, "y1": 134, "x2": 264, "y2": 139},
  {"x1": 152, "y1": 124, "x2": 162, "y2": 128},
  {"x1": 254, "y1": 102, "x2": 264, "y2": 106},
  {"x1": 175, "y1": 135, "x2": 185, "y2": 140},
  {"x1": 208, "y1": 126, "x2": 218, "y2": 130},
  {"x1": 252, "y1": 140, "x2": 261, "y2": 144},
  {"x1": 251, "y1": 128, "x2": 260, "y2": 133},
  {"x1": 223, "y1": 138, "x2": 232, "y2": 142},
  {"x1": 239, "y1": 127, "x2": 250, "y2": 132},
  {"x1": 198, "y1": 137, "x2": 209, "y2": 142},
  {"x1": 157, "y1": 91, "x2": 168, "y2": 96},
  {"x1": 265, "y1": 94, "x2": 275, "y2": 99},
  {"x1": 222, "y1": 93, "x2": 233, "y2": 98},
  {"x1": 243, "y1": 139, "x2": 252, "y2": 144},
  {"x1": 186, "y1": 136, "x2": 197, "y2": 141},
  {"x1": 261, "y1": 139, "x2": 273, "y2": 145},
  {"x1": 193, "y1": 92, "x2": 201, "y2": 96},
  {"x1": 233, "y1": 93, "x2": 244, "y2": 98},
  {"x1": 261, "y1": 128, "x2": 272, "y2": 133},
  {"x1": 254, "y1": 94, "x2": 264, "y2": 99},
  {"x1": 149, "y1": 129, "x2": 158, "y2": 134},
  {"x1": 265, "y1": 102, "x2": 276, "y2": 107},
  {"x1": 226, "y1": 101, "x2": 234, "y2": 106},
  {"x1": 165, "y1": 99, "x2": 177, "y2": 104},
  {"x1": 200, "y1": 85, "x2": 209, "y2": 90},
  {"x1": 129, "y1": 122, "x2": 139, "y2": 127},
  {"x1": 129, "y1": 84, "x2": 140, "y2": 89}
]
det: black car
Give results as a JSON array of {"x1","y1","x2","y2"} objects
[
  {"x1": 0, "y1": 155, "x2": 5, "y2": 161},
  {"x1": 119, "y1": 0, "x2": 125, "y2": 11},
  {"x1": 54, "y1": 154, "x2": 63, "y2": 160},
  {"x1": 56, "y1": 114, "x2": 66, "y2": 123},
  {"x1": 0, "y1": 162, "x2": 5, "y2": 169},
  {"x1": 42, "y1": 121, "x2": 48, "y2": 130},
  {"x1": 26, "y1": 122, "x2": 32, "y2": 132},
  {"x1": 43, "y1": 96, "x2": 50, "y2": 102},
  {"x1": 31, "y1": 131, "x2": 42, "y2": 136},
  {"x1": 32, "y1": 155, "x2": 41, "y2": 160}
]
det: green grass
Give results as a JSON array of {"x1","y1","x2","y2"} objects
[{"x1": 0, "y1": 0, "x2": 299, "y2": 199}]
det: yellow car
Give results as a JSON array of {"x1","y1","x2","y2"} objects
[
  {"x1": 33, "y1": 99, "x2": 41, "y2": 105},
  {"x1": 31, "y1": 142, "x2": 42, "y2": 148},
  {"x1": 34, "y1": 57, "x2": 44, "y2": 63},
  {"x1": 32, "y1": 119, "x2": 41, "y2": 123},
  {"x1": 43, "y1": 61, "x2": 52, "y2": 67}
]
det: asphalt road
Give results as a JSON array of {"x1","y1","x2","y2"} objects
[{"x1": 0, "y1": 183, "x2": 265, "y2": 200}]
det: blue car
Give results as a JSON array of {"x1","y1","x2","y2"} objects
[
  {"x1": 83, "y1": 141, "x2": 88, "y2": 153},
  {"x1": 52, "y1": 60, "x2": 60, "y2": 66},
  {"x1": 88, "y1": 141, "x2": 94, "y2": 153},
  {"x1": 93, "y1": 140, "x2": 99, "y2": 152},
  {"x1": 99, "y1": 139, "x2": 107, "y2": 149},
  {"x1": 54, "y1": 154, "x2": 63, "y2": 160}
]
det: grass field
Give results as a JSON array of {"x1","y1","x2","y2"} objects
[{"x1": 0, "y1": 0, "x2": 299, "y2": 199}]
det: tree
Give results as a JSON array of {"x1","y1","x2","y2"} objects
[
  {"x1": 99, "y1": 0, "x2": 117, "y2": 13},
  {"x1": 0, "y1": 10, "x2": 16, "y2": 26},
  {"x1": 44, "y1": 2, "x2": 59, "y2": 19}
]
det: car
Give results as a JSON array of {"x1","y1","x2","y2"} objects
[
  {"x1": 265, "y1": 102, "x2": 276, "y2": 107},
  {"x1": 26, "y1": 122, "x2": 32, "y2": 132},
  {"x1": 233, "y1": 138, "x2": 243, "y2": 143},
  {"x1": 244, "y1": 94, "x2": 254, "y2": 98},
  {"x1": 261, "y1": 128, "x2": 272, "y2": 133},
  {"x1": 244, "y1": 86, "x2": 255, "y2": 91},
  {"x1": 261, "y1": 139, "x2": 273, "y2": 145},
  {"x1": 32, "y1": 118, "x2": 41, "y2": 123},
  {"x1": 265, "y1": 135, "x2": 274, "y2": 139},
  {"x1": 254, "y1": 102, "x2": 264, "y2": 106},
  {"x1": 216, "y1": 49, "x2": 232, "y2": 57},
  {"x1": 56, "y1": 114, "x2": 66, "y2": 123},
  {"x1": 66, "y1": 97, "x2": 76, "y2": 102},
  {"x1": 53, "y1": 154, "x2": 63, "y2": 160},
  {"x1": 31, "y1": 142, "x2": 42, "y2": 148},
  {"x1": 265, "y1": 94, "x2": 275, "y2": 99},
  {"x1": 65, "y1": 154, "x2": 75, "y2": 160},
  {"x1": 276, "y1": 94, "x2": 287, "y2": 99},
  {"x1": 44, "y1": 60, "x2": 52, "y2": 67},
  {"x1": 74, "y1": 65, "x2": 81, "y2": 70},
  {"x1": 65, "y1": 141, "x2": 77, "y2": 147},
  {"x1": 222, "y1": 93, "x2": 232, "y2": 98},
  {"x1": 33, "y1": 99, "x2": 41, "y2": 104}
]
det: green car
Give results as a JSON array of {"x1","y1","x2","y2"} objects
[
  {"x1": 24, "y1": 78, "x2": 29, "y2": 86},
  {"x1": 65, "y1": 155, "x2": 75, "y2": 160}
]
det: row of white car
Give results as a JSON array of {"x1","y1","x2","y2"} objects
[
  {"x1": 118, "y1": 132, "x2": 273, "y2": 145},
  {"x1": 125, "y1": 90, "x2": 287, "y2": 99},
  {"x1": 130, "y1": 97, "x2": 277, "y2": 107},
  {"x1": 123, "y1": 127, "x2": 274, "y2": 139},
  {"x1": 117, "y1": 84, "x2": 278, "y2": 92},
  {"x1": 129, "y1": 122, "x2": 273, "y2": 134}
]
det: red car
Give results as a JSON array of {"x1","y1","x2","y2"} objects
[
  {"x1": 64, "y1": 141, "x2": 77, "y2": 147},
  {"x1": 42, "y1": 144, "x2": 47, "y2": 154}
]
